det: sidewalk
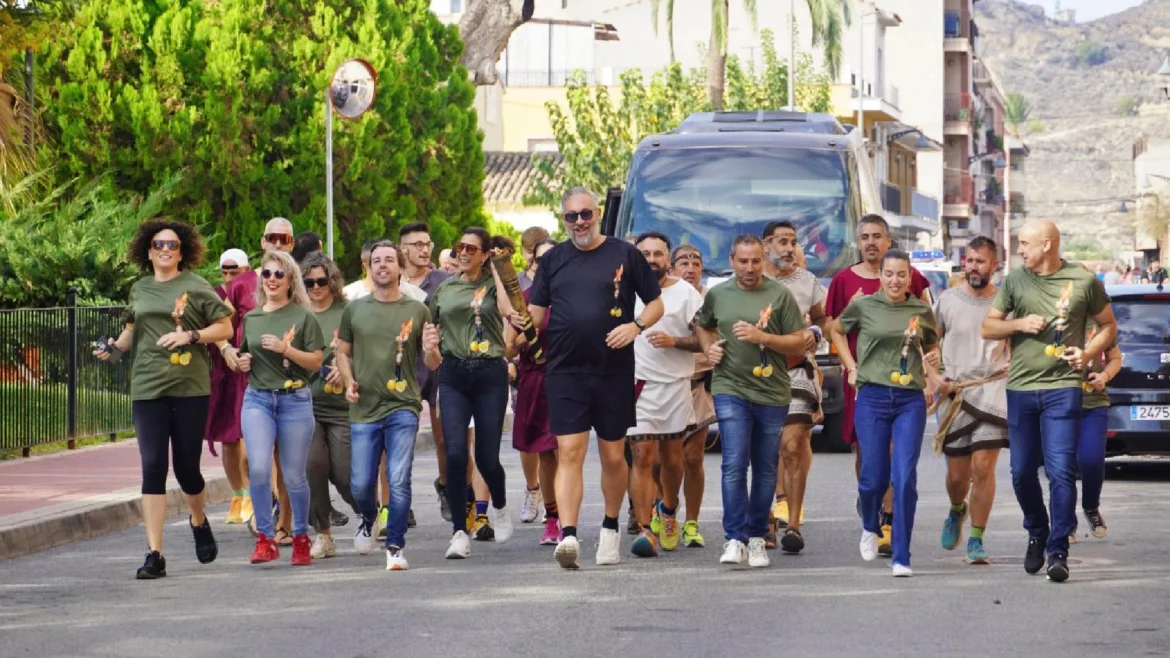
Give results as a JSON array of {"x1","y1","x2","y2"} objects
[{"x1": 0, "y1": 405, "x2": 510, "y2": 561}]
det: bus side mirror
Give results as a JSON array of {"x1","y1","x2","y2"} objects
[{"x1": 601, "y1": 187, "x2": 623, "y2": 237}]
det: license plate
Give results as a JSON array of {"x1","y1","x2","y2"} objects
[{"x1": 1130, "y1": 405, "x2": 1170, "y2": 421}]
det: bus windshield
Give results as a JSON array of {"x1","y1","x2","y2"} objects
[{"x1": 616, "y1": 146, "x2": 860, "y2": 279}]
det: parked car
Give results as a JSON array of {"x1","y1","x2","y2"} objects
[{"x1": 1103, "y1": 284, "x2": 1170, "y2": 456}]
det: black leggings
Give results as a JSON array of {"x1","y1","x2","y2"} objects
[
  {"x1": 133, "y1": 396, "x2": 209, "y2": 496},
  {"x1": 438, "y1": 358, "x2": 509, "y2": 533}
]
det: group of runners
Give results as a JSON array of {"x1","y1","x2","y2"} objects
[{"x1": 99, "y1": 186, "x2": 1117, "y2": 583}]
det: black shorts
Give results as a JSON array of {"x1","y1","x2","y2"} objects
[
  {"x1": 544, "y1": 372, "x2": 636, "y2": 441},
  {"x1": 419, "y1": 366, "x2": 438, "y2": 406}
]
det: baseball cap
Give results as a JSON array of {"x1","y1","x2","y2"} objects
[{"x1": 219, "y1": 248, "x2": 249, "y2": 268}]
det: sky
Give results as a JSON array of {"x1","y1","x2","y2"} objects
[{"x1": 1022, "y1": 0, "x2": 1145, "y2": 22}]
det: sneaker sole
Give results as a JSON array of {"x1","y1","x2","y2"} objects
[
  {"x1": 685, "y1": 539, "x2": 705, "y2": 548},
  {"x1": 445, "y1": 551, "x2": 470, "y2": 559},
  {"x1": 135, "y1": 570, "x2": 166, "y2": 579},
  {"x1": 555, "y1": 545, "x2": 579, "y2": 569},
  {"x1": 540, "y1": 537, "x2": 561, "y2": 546},
  {"x1": 968, "y1": 556, "x2": 990, "y2": 565},
  {"x1": 1046, "y1": 569, "x2": 1069, "y2": 583},
  {"x1": 780, "y1": 535, "x2": 805, "y2": 554},
  {"x1": 631, "y1": 538, "x2": 658, "y2": 558}
]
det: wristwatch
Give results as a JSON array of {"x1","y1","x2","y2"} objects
[
  {"x1": 633, "y1": 318, "x2": 646, "y2": 332},
  {"x1": 187, "y1": 330, "x2": 200, "y2": 345}
]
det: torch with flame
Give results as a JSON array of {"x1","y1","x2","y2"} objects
[
  {"x1": 609, "y1": 265, "x2": 624, "y2": 317},
  {"x1": 281, "y1": 326, "x2": 304, "y2": 389},
  {"x1": 322, "y1": 329, "x2": 343, "y2": 395},
  {"x1": 890, "y1": 315, "x2": 921, "y2": 387},
  {"x1": 1082, "y1": 327, "x2": 1099, "y2": 393},
  {"x1": 469, "y1": 287, "x2": 490, "y2": 354},
  {"x1": 751, "y1": 304, "x2": 774, "y2": 378},
  {"x1": 1045, "y1": 283, "x2": 1074, "y2": 358},
  {"x1": 169, "y1": 292, "x2": 192, "y2": 366},
  {"x1": 387, "y1": 318, "x2": 414, "y2": 392}
]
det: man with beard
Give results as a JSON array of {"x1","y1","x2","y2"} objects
[
  {"x1": 528, "y1": 187, "x2": 663, "y2": 569},
  {"x1": 627, "y1": 232, "x2": 704, "y2": 558},
  {"x1": 825, "y1": 215, "x2": 931, "y2": 556},
  {"x1": 931, "y1": 236, "x2": 1010, "y2": 564},
  {"x1": 762, "y1": 221, "x2": 826, "y2": 553}
]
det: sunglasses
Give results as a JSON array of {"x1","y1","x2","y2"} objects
[
  {"x1": 261, "y1": 269, "x2": 286, "y2": 280},
  {"x1": 562, "y1": 209, "x2": 595, "y2": 223},
  {"x1": 151, "y1": 239, "x2": 181, "y2": 251},
  {"x1": 264, "y1": 233, "x2": 293, "y2": 246},
  {"x1": 453, "y1": 242, "x2": 481, "y2": 256},
  {"x1": 303, "y1": 277, "x2": 329, "y2": 289}
]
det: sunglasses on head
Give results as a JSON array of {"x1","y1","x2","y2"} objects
[
  {"x1": 562, "y1": 209, "x2": 595, "y2": 223},
  {"x1": 453, "y1": 242, "x2": 481, "y2": 256},
  {"x1": 264, "y1": 233, "x2": 293, "y2": 246},
  {"x1": 673, "y1": 252, "x2": 702, "y2": 265},
  {"x1": 303, "y1": 277, "x2": 329, "y2": 289},
  {"x1": 151, "y1": 239, "x2": 180, "y2": 251},
  {"x1": 260, "y1": 269, "x2": 286, "y2": 280}
]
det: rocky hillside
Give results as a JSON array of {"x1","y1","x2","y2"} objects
[{"x1": 976, "y1": 0, "x2": 1170, "y2": 253}]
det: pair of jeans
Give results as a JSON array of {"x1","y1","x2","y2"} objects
[
  {"x1": 1077, "y1": 406, "x2": 1109, "y2": 514},
  {"x1": 1006, "y1": 387, "x2": 1082, "y2": 557},
  {"x1": 713, "y1": 394, "x2": 788, "y2": 544},
  {"x1": 241, "y1": 387, "x2": 315, "y2": 539},
  {"x1": 350, "y1": 410, "x2": 419, "y2": 549},
  {"x1": 855, "y1": 385, "x2": 927, "y2": 568},
  {"x1": 438, "y1": 357, "x2": 509, "y2": 533},
  {"x1": 307, "y1": 419, "x2": 360, "y2": 533}
]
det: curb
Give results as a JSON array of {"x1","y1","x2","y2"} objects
[{"x1": 0, "y1": 413, "x2": 510, "y2": 561}]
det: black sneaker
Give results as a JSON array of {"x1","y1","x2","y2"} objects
[
  {"x1": 1046, "y1": 553, "x2": 1069, "y2": 582},
  {"x1": 1084, "y1": 508, "x2": 1108, "y2": 539},
  {"x1": 780, "y1": 528, "x2": 805, "y2": 554},
  {"x1": 407, "y1": 509, "x2": 418, "y2": 528},
  {"x1": 136, "y1": 551, "x2": 167, "y2": 579},
  {"x1": 190, "y1": 515, "x2": 218, "y2": 564},
  {"x1": 1025, "y1": 537, "x2": 1046, "y2": 574},
  {"x1": 329, "y1": 507, "x2": 349, "y2": 528},
  {"x1": 435, "y1": 478, "x2": 451, "y2": 522}
]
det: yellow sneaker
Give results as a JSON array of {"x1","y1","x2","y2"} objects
[
  {"x1": 659, "y1": 511, "x2": 680, "y2": 552},
  {"x1": 225, "y1": 496, "x2": 244, "y2": 524},
  {"x1": 877, "y1": 524, "x2": 893, "y2": 556},
  {"x1": 771, "y1": 499, "x2": 806, "y2": 527},
  {"x1": 240, "y1": 496, "x2": 254, "y2": 523}
]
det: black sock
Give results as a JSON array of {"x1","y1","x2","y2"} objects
[
  {"x1": 602, "y1": 515, "x2": 619, "y2": 531},
  {"x1": 563, "y1": 525, "x2": 577, "y2": 538}
]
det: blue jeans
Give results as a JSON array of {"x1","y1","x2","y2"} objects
[
  {"x1": 713, "y1": 395, "x2": 788, "y2": 544},
  {"x1": 1006, "y1": 387, "x2": 1082, "y2": 556},
  {"x1": 241, "y1": 387, "x2": 315, "y2": 539},
  {"x1": 1077, "y1": 406, "x2": 1108, "y2": 513},
  {"x1": 350, "y1": 410, "x2": 420, "y2": 549},
  {"x1": 438, "y1": 358, "x2": 509, "y2": 533},
  {"x1": 855, "y1": 385, "x2": 926, "y2": 568}
]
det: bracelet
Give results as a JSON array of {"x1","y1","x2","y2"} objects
[{"x1": 188, "y1": 330, "x2": 200, "y2": 345}]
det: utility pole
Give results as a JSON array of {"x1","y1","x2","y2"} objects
[{"x1": 788, "y1": 0, "x2": 795, "y2": 109}]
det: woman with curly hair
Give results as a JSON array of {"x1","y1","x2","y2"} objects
[
  {"x1": 231, "y1": 250, "x2": 325, "y2": 566},
  {"x1": 300, "y1": 252, "x2": 360, "y2": 558},
  {"x1": 94, "y1": 219, "x2": 234, "y2": 579}
]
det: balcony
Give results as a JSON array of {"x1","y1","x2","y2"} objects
[
  {"x1": 943, "y1": 169, "x2": 974, "y2": 218},
  {"x1": 973, "y1": 60, "x2": 991, "y2": 87},
  {"x1": 944, "y1": 11, "x2": 973, "y2": 53},
  {"x1": 881, "y1": 182, "x2": 903, "y2": 215},
  {"x1": 912, "y1": 190, "x2": 940, "y2": 221},
  {"x1": 945, "y1": 93, "x2": 973, "y2": 135}
]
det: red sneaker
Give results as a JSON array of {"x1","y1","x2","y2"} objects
[
  {"x1": 291, "y1": 533, "x2": 312, "y2": 566},
  {"x1": 250, "y1": 535, "x2": 279, "y2": 564}
]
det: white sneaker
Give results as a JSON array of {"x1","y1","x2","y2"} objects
[
  {"x1": 892, "y1": 563, "x2": 913, "y2": 577},
  {"x1": 520, "y1": 488, "x2": 542, "y2": 523},
  {"x1": 446, "y1": 530, "x2": 471, "y2": 559},
  {"x1": 310, "y1": 533, "x2": 336, "y2": 559},
  {"x1": 554, "y1": 535, "x2": 580, "y2": 569},
  {"x1": 385, "y1": 546, "x2": 408, "y2": 571},
  {"x1": 859, "y1": 530, "x2": 879, "y2": 562},
  {"x1": 493, "y1": 506, "x2": 514, "y2": 543},
  {"x1": 720, "y1": 539, "x2": 747, "y2": 564},
  {"x1": 354, "y1": 520, "x2": 376, "y2": 556},
  {"x1": 747, "y1": 537, "x2": 770, "y2": 568},
  {"x1": 596, "y1": 528, "x2": 621, "y2": 565}
]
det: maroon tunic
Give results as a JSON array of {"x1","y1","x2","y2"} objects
[
  {"x1": 825, "y1": 263, "x2": 930, "y2": 445},
  {"x1": 204, "y1": 271, "x2": 258, "y2": 455},
  {"x1": 512, "y1": 290, "x2": 556, "y2": 453}
]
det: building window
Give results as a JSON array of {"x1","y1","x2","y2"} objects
[{"x1": 528, "y1": 138, "x2": 559, "y2": 153}]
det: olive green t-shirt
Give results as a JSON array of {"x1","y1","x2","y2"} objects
[
  {"x1": 429, "y1": 274, "x2": 505, "y2": 360},
  {"x1": 695, "y1": 278, "x2": 806, "y2": 406},
  {"x1": 992, "y1": 261, "x2": 1110, "y2": 391},
  {"x1": 239, "y1": 303, "x2": 326, "y2": 392},
  {"x1": 1082, "y1": 321, "x2": 1118, "y2": 410},
  {"x1": 837, "y1": 293, "x2": 938, "y2": 391},
  {"x1": 126, "y1": 271, "x2": 231, "y2": 401},
  {"x1": 310, "y1": 299, "x2": 349, "y2": 422},
  {"x1": 339, "y1": 294, "x2": 433, "y2": 423}
]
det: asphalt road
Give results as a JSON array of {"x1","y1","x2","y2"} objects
[{"x1": 3, "y1": 428, "x2": 1170, "y2": 658}]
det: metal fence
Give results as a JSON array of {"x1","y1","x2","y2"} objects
[{"x1": 0, "y1": 289, "x2": 132, "y2": 455}]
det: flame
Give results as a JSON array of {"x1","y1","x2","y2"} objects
[
  {"x1": 282, "y1": 325, "x2": 297, "y2": 345},
  {"x1": 172, "y1": 292, "x2": 189, "y2": 319},
  {"x1": 331, "y1": 328, "x2": 339, "y2": 348},
  {"x1": 614, "y1": 264, "x2": 624, "y2": 282},
  {"x1": 907, "y1": 316, "x2": 920, "y2": 334},
  {"x1": 471, "y1": 287, "x2": 487, "y2": 307},
  {"x1": 756, "y1": 304, "x2": 773, "y2": 328},
  {"x1": 398, "y1": 317, "x2": 414, "y2": 342},
  {"x1": 1059, "y1": 282, "x2": 1073, "y2": 305}
]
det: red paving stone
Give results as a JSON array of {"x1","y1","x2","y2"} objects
[{"x1": 0, "y1": 442, "x2": 145, "y2": 518}]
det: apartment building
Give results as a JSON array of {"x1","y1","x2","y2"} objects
[{"x1": 1132, "y1": 136, "x2": 1170, "y2": 264}]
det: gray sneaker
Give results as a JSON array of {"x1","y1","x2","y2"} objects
[{"x1": 435, "y1": 478, "x2": 452, "y2": 522}]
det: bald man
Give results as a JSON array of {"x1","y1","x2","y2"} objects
[{"x1": 982, "y1": 220, "x2": 1116, "y2": 583}]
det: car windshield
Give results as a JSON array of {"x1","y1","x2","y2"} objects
[
  {"x1": 617, "y1": 146, "x2": 859, "y2": 279},
  {"x1": 1113, "y1": 300, "x2": 1170, "y2": 345}
]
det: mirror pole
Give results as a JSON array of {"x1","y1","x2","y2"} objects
[{"x1": 325, "y1": 88, "x2": 335, "y2": 259}]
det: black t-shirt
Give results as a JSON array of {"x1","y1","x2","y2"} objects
[{"x1": 529, "y1": 238, "x2": 662, "y2": 376}]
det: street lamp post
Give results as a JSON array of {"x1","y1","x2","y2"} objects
[{"x1": 325, "y1": 59, "x2": 378, "y2": 259}]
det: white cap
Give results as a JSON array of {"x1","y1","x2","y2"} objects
[{"x1": 219, "y1": 248, "x2": 249, "y2": 268}]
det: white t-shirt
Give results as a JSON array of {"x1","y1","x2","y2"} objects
[
  {"x1": 342, "y1": 278, "x2": 426, "y2": 303},
  {"x1": 634, "y1": 279, "x2": 704, "y2": 383},
  {"x1": 773, "y1": 267, "x2": 825, "y2": 318}
]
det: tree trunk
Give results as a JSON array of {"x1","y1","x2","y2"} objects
[
  {"x1": 458, "y1": 0, "x2": 535, "y2": 86},
  {"x1": 706, "y1": 1, "x2": 727, "y2": 111}
]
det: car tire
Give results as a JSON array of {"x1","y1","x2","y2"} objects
[{"x1": 812, "y1": 412, "x2": 849, "y2": 453}]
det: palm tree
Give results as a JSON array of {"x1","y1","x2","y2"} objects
[
  {"x1": 1004, "y1": 92, "x2": 1033, "y2": 137},
  {"x1": 651, "y1": 0, "x2": 850, "y2": 110}
]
